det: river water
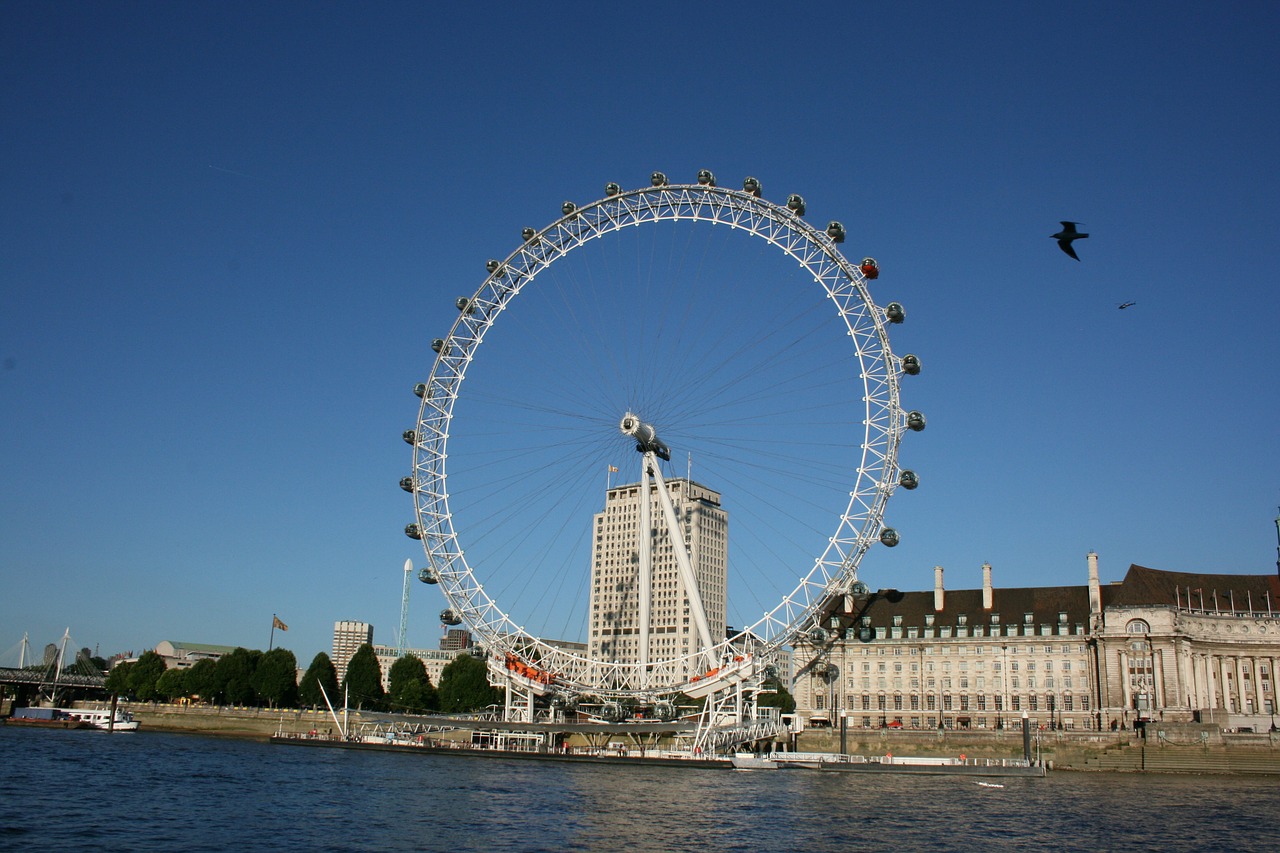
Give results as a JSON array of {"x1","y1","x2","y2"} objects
[{"x1": 2, "y1": 727, "x2": 1277, "y2": 852}]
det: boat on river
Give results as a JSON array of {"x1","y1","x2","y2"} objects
[
  {"x1": 4, "y1": 707, "x2": 92, "y2": 729},
  {"x1": 734, "y1": 751, "x2": 1046, "y2": 777},
  {"x1": 55, "y1": 706, "x2": 140, "y2": 731}
]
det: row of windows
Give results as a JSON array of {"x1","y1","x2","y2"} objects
[
  {"x1": 857, "y1": 659, "x2": 1077, "y2": 673},
  {"x1": 848, "y1": 676, "x2": 1077, "y2": 691},
  {"x1": 811, "y1": 692, "x2": 1090, "y2": 712},
  {"x1": 854, "y1": 644, "x2": 1089, "y2": 656}
]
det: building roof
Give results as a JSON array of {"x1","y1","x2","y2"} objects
[
  {"x1": 849, "y1": 563, "x2": 1280, "y2": 629},
  {"x1": 158, "y1": 641, "x2": 240, "y2": 655},
  {"x1": 1106, "y1": 564, "x2": 1280, "y2": 611},
  {"x1": 856, "y1": 585, "x2": 1091, "y2": 629}
]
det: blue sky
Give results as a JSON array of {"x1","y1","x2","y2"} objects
[{"x1": 3, "y1": 2, "x2": 1278, "y2": 667}]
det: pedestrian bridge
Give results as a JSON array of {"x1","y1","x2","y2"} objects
[{"x1": 0, "y1": 666, "x2": 106, "y2": 689}]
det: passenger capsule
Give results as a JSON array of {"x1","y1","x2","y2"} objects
[
  {"x1": 885, "y1": 302, "x2": 905, "y2": 324},
  {"x1": 898, "y1": 470, "x2": 919, "y2": 490},
  {"x1": 697, "y1": 169, "x2": 716, "y2": 186},
  {"x1": 431, "y1": 338, "x2": 446, "y2": 354},
  {"x1": 402, "y1": 429, "x2": 418, "y2": 445},
  {"x1": 604, "y1": 182, "x2": 621, "y2": 196},
  {"x1": 405, "y1": 523, "x2": 423, "y2": 540},
  {"x1": 456, "y1": 296, "x2": 472, "y2": 313},
  {"x1": 522, "y1": 226, "x2": 537, "y2": 242},
  {"x1": 440, "y1": 608, "x2": 462, "y2": 626},
  {"x1": 906, "y1": 411, "x2": 927, "y2": 431},
  {"x1": 901, "y1": 353, "x2": 921, "y2": 375},
  {"x1": 786, "y1": 194, "x2": 806, "y2": 215},
  {"x1": 399, "y1": 476, "x2": 415, "y2": 492},
  {"x1": 860, "y1": 257, "x2": 880, "y2": 280},
  {"x1": 850, "y1": 580, "x2": 871, "y2": 597},
  {"x1": 742, "y1": 176, "x2": 762, "y2": 197},
  {"x1": 808, "y1": 626, "x2": 830, "y2": 646},
  {"x1": 562, "y1": 201, "x2": 577, "y2": 215},
  {"x1": 826, "y1": 221, "x2": 846, "y2": 243},
  {"x1": 650, "y1": 171, "x2": 667, "y2": 187},
  {"x1": 485, "y1": 259, "x2": 501, "y2": 274},
  {"x1": 879, "y1": 527, "x2": 900, "y2": 547},
  {"x1": 858, "y1": 625, "x2": 875, "y2": 643},
  {"x1": 413, "y1": 382, "x2": 427, "y2": 398},
  {"x1": 654, "y1": 700, "x2": 677, "y2": 721},
  {"x1": 418, "y1": 567, "x2": 439, "y2": 584}
]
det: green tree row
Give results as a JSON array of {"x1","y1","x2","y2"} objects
[
  {"x1": 337, "y1": 644, "x2": 501, "y2": 714},
  {"x1": 105, "y1": 647, "x2": 301, "y2": 707},
  {"x1": 105, "y1": 644, "x2": 502, "y2": 714}
]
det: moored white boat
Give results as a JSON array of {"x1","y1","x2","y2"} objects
[{"x1": 56, "y1": 707, "x2": 140, "y2": 731}]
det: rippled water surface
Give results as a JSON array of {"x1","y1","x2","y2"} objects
[{"x1": 2, "y1": 728, "x2": 1278, "y2": 852}]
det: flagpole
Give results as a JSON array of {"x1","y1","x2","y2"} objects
[{"x1": 269, "y1": 614, "x2": 277, "y2": 651}]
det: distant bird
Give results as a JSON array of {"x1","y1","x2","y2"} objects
[
  {"x1": 1118, "y1": 301, "x2": 1136, "y2": 310},
  {"x1": 1051, "y1": 221, "x2": 1088, "y2": 260}
]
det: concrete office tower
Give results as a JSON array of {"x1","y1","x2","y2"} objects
[
  {"x1": 332, "y1": 620, "x2": 373, "y2": 683},
  {"x1": 588, "y1": 478, "x2": 727, "y2": 679}
]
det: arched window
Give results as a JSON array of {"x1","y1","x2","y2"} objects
[{"x1": 1126, "y1": 619, "x2": 1150, "y2": 634}]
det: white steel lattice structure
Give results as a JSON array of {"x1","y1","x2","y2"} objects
[{"x1": 405, "y1": 172, "x2": 923, "y2": 703}]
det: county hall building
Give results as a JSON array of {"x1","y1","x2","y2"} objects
[{"x1": 793, "y1": 554, "x2": 1280, "y2": 733}]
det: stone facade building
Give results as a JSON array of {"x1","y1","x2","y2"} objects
[
  {"x1": 1094, "y1": 563, "x2": 1279, "y2": 731},
  {"x1": 793, "y1": 555, "x2": 1280, "y2": 733}
]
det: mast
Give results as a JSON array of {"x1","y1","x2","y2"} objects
[{"x1": 398, "y1": 558, "x2": 412, "y2": 657}]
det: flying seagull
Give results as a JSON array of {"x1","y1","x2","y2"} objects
[
  {"x1": 1118, "y1": 301, "x2": 1136, "y2": 310},
  {"x1": 1051, "y1": 221, "x2": 1088, "y2": 260}
]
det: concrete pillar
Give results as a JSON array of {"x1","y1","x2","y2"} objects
[
  {"x1": 1152, "y1": 648, "x2": 1165, "y2": 711},
  {"x1": 1219, "y1": 656, "x2": 1232, "y2": 711},
  {"x1": 1234, "y1": 657, "x2": 1246, "y2": 713},
  {"x1": 1119, "y1": 649, "x2": 1131, "y2": 711}
]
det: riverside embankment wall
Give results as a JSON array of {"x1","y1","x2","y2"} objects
[
  {"x1": 794, "y1": 726, "x2": 1280, "y2": 773},
  {"x1": 105, "y1": 703, "x2": 1280, "y2": 773}
]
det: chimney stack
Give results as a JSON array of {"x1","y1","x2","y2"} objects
[
  {"x1": 1087, "y1": 551, "x2": 1102, "y2": 617},
  {"x1": 982, "y1": 562, "x2": 993, "y2": 610},
  {"x1": 934, "y1": 565, "x2": 945, "y2": 612}
]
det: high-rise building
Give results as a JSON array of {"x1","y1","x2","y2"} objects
[
  {"x1": 332, "y1": 620, "x2": 373, "y2": 683},
  {"x1": 588, "y1": 478, "x2": 727, "y2": 679},
  {"x1": 440, "y1": 629, "x2": 473, "y2": 652}
]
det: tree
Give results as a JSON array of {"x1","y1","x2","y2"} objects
[
  {"x1": 155, "y1": 667, "x2": 189, "y2": 702},
  {"x1": 253, "y1": 648, "x2": 299, "y2": 708},
  {"x1": 127, "y1": 651, "x2": 168, "y2": 701},
  {"x1": 757, "y1": 679, "x2": 797, "y2": 714},
  {"x1": 298, "y1": 652, "x2": 340, "y2": 709},
  {"x1": 437, "y1": 653, "x2": 501, "y2": 713},
  {"x1": 211, "y1": 648, "x2": 261, "y2": 705},
  {"x1": 341, "y1": 644, "x2": 385, "y2": 711},
  {"x1": 104, "y1": 661, "x2": 134, "y2": 697},
  {"x1": 387, "y1": 654, "x2": 437, "y2": 713},
  {"x1": 185, "y1": 658, "x2": 218, "y2": 702}
]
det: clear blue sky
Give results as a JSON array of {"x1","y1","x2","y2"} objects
[{"x1": 3, "y1": 1, "x2": 1277, "y2": 667}]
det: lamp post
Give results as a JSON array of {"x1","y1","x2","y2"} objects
[{"x1": 1274, "y1": 508, "x2": 1279, "y2": 576}]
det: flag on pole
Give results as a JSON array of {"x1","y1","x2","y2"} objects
[
  {"x1": 273, "y1": 615, "x2": 289, "y2": 631},
  {"x1": 608, "y1": 465, "x2": 618, "y2": 472}
]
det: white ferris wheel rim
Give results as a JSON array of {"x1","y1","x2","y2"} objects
[{"x1": 410, "y1": 176, "x2": 909, "y2": 700}]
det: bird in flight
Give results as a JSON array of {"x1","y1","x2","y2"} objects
[
  {"x1": 1051, "y1": 221, "x2": 1089, "y2": 260},
  {"x1": 1118, "y1": 301, "x2": 1136, "y2": 310}
]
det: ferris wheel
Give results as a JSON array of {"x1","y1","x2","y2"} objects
[{"x1": 404, "y1": 171, "x2": 923, "y2": 706}]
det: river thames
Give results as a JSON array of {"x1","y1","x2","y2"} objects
[{"x1": 2, "y1": 727, "x2": 1277, "y2": 852}]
